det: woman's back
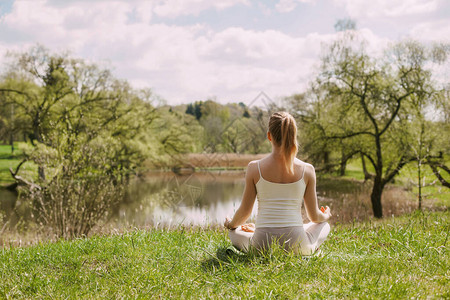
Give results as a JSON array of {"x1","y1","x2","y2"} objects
[
  {"x1": 257, "y1": 156, "x2": 304, "y2": 184},
  {"x1": 255, "y1": 158, "x2": 307, "y2": 228}
]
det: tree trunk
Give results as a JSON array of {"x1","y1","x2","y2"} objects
[
  {"x1": 370, "y1": 175, "x2": 384, "y2": 218},
  {"x1": 10, "y1": 132, "x2": 14, "y2": 154},
  {"x1": 361, "y1": 153, "x2": 371, "y2": 181},
  {"x1": 371, "y1": 136, "x2": 384, "y2": 218},
  {"x1": 323, "y1": 151, "x2": 332, "y2": 172},
  {"x1": 339, "y1": 153, "x2": 347, "y2": 176},
  {"x1": 324, "y1": 151, "x2": 329, "y2": 165},
  {"x1": 418, "y1": 161, "x2": 422, "y2": 210},
  {"x1": 38, "y1": 166, "x2": 46, "y2": 182},
  {"x1": 33, "y1": 120, "x2": 46, "y2": 181}
]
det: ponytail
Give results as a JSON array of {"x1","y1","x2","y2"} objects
[{"x1": 268, "y1": 112, "x2": 298, "y2": 174}]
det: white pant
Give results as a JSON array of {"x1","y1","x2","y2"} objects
[{"x1": 229, "y1": 222, "x2": 330, "y2": 255}]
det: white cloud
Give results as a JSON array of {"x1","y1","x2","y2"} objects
[
  {"x1": 152, "y1": 0, "x2": 250, "y2": 18},
  {"x1": 22, "y1": 0, "x2": 249, "y2": 21},
  {"x1": 1, "y1": 0, "x2": 132, "y2": 50},
  {"x1": 409, "y1": 20, "x2": 450, "y2": 42},
  {"x1": 257, "y1": 3, "x2": 272, "y2": 16},
  {"x1": 407, "y1": 20, "x2": 450, "y2": 90},
  {"x1": 275, "y1": 0, "x2": 315, "y2": 13},
  {"x1": 128, "y1": 26, "x2": 320, "y2": 102},
  {"x1": 133, "y1": 2, "x2": 153, "y2": 24},
  {"x1": 334, "y1": 0, "x2": 439, "y2": 18},
  {"x1": 1, "y1": 0, "x2": 436, "y2": 105},
  {"x1": 0, "y1": 0, "x2": 329, "y2": 103}
]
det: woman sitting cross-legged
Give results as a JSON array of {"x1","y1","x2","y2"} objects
[{"x1": 224, "y1": 111, "x2": 331, "y2": 255}]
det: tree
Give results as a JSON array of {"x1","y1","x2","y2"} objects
[
  {"x1": 185, "y1": 101, "x2": 203, "y2": 120},
  {"x1": 222, "y1": 118, "x2": 250, "y2": 153},
  {"x1": 425, "y1": 86, "x2": 450, "y2": 188},
  {"x1": 0, "y1": 91, "x2": 28, "y2": 153},
  {"x1": 309, "y1": 33, "x2": 449, "y2": 218},
  {"x1": 285, "y1": 91, "x2": 347, "y2": 172},
  {"x1": 334, "y1": 18, "x2": 356, "y2": 32},
  {"x1": 0, "y1": 46, "x2": 161, "y2": 237}
]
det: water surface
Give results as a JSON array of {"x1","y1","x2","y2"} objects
[{"x1": 0, "y1": 170, "x2": 421, "y2": 238}]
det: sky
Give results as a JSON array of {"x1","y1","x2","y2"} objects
[{"x1": 0, "y1": 0, "x2": 449, "y2": 105}]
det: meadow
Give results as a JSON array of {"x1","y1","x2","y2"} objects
[{"x1": 0, "y1": 211, "x2": 448, "y2": 299}]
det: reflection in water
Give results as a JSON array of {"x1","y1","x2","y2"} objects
[
  {"x1": 111, "y1": 171, "x2": 257, "y2": 228},
  {"x1": 0, "y1": 189, "x2": 19, "y2": 228},
  {"x1": 0, "y1": 189, "x2": 17, "y2": 215},
  {"x1": 107, "y1": 171, "x2": 420, "y2": 229},
  {"x1": 0, "y1": 171, "x2": 425, "y2": 239}
]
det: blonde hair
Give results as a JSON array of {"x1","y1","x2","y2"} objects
[{"x1": 268, "y1": 111, "x2": 298, "y2": 174}]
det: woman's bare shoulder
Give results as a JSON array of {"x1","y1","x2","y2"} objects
[
  {"x1": 248, "y1": 155, "x2": 271, "y2": 167},
  {"x1": 295, "y1": 159, "x2": 315, "y2": 181},
  {"x1": 294, "y1": 158, "x2": 314, "y2": 169},
  {"x1": 248, "y1": 159, "x2": 261, "y2": 166},
  {"x1": 246, "y1": 160, "x2": 260, "y2": 174},
  {"x1": 246, "y1": 160, "x2": 261, "y2": 184}
]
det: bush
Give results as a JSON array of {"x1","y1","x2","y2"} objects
[{"x1": 30, "y1": 175, "x2": 123, "y2": 239}]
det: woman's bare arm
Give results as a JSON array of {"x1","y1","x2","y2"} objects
[
  {"x1": 303, "y1": 163, "x2": 331, "y2": 223},
  {"x1": 225, "y1": 161, "x2": 257, "y2": 229}
]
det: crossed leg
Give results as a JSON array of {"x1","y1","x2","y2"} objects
[
  {"x1": 228, "y1": 227, "x2": 254, "y2": 252},
  {"x1": 228, "y1": 222, "x2": 330, "y2": 255},
  {"x1": 299, "y1": 222, "x2": 331, "y2": 255}
]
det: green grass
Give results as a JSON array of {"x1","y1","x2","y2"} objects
[
  {"x1": 0, "y1": 144, "x2": 37, "y2": 185},
  {"x1": 341, "y1": 158, "x2": 450, "y2": 206},
  {"x1": 0, "y1": 143, "x2": 24, "y2": 158},
  {"x1": 0, "y1": 159, "x2": 36, "y2": 184},
  {"x1": 0, "y1": 211, "x2": 448, "y2": 299},
  {"x1": 398, "y1": 163, "x2": 450, "y2": 206},
  {"x1": 341, "y1": 160, "x2": 371, "y2": 181}
]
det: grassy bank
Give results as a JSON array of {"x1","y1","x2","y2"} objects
[{"x1": 0, "y1": 211, "x2": 448, "y2": 299}]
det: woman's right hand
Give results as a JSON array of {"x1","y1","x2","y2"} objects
[{"x1": 241, "y1": 223, "x2": 255, "y2": 233}]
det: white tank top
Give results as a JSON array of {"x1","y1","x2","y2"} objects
[{"x1": 255, "y1": 160, "x2": 306, "y2": 227}]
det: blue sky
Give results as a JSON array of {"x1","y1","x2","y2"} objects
[{"x1": 0, "y1": 0, "x2": 449, "y2": 104}]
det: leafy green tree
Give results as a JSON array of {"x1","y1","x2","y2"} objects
[
  {"x1": 284, "y1": 91, "x2": 341, "y2": 172},
  {"x1": 185, "y1": 101, "x2": 203, "y2": 120},
  {"x1": 0, "y1": 90, "x2": 28, "y2": 153},
  {"x1": 0, "y1": 46, "x2": 162, "y2": 237},
  {"x1": 222, "y1": 118, "x2": 248, "y2": 153},
  {"x1": 306, "y1": 33, "x2": 448, "y2": 218},
  {"x1": 155, "y1": 107, "x2": 204, "y2": 166}
]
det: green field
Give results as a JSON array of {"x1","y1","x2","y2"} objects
[
  {"x1": 0, "y1": 144, "x2": 37, "y2": 185},
  {"x1": 341, "y1": 158, "x2": 450, "y2": 206},
  {"x1": 0, "y1": 211, "x2": 448, "y2": 299}
]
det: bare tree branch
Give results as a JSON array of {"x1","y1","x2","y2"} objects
[
  {"x1": 427, "y1": 162, "x2": 450, "y2": 188},
  {"x1": 379, "y1": 91, "x2": 413, "y2": 136}
]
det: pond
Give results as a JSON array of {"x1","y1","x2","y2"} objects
[{"x1": 0, "y1": 170, "x2": 422, "y2": 241}]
